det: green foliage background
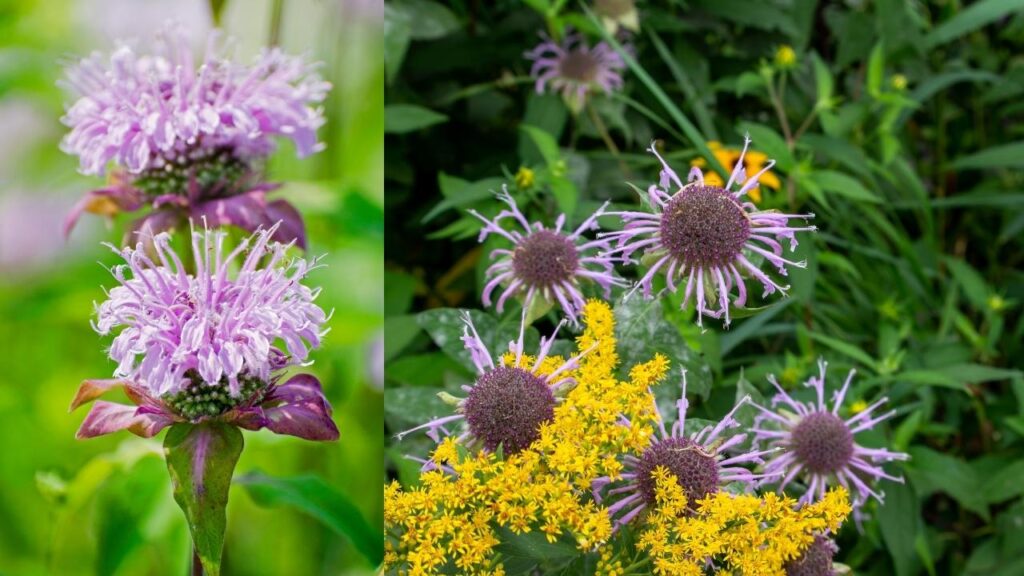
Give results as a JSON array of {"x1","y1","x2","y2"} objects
[
  {"x1": 0, "y1": 1, "x2": 383, "y2": 574},
  {"x1": 384, "y1": 1, "x2": 1024, "y2": 574}
]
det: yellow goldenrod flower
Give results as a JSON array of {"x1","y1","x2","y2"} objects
[
  {"x1": 850, "y1": 399, "x2": 869, "y2": 414},
  {"x1": 514, "y1": 166, "x2": 535, "y2": 189},
  {"x1": 891, "y1": 73, "x2": 908, "y2": 91}
]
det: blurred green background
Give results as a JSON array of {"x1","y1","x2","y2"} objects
[{"x1": 0, "y1": 1, "x2": 383, "y2": 574}]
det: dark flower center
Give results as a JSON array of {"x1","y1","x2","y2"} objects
[
  {"x1": 164, "y1": 370, "x2": 268, "y2": 421},
  {"x1": 559, "y1": 51, "x2": 601, "y2": 83},
  {"x1": 133, "y1": 146, "x2": 253, "y2": 199},
  {"x1": 659, "y1": 185, "x2": 750, "y2": 268},
  {"x1": 791, "y1": 411, "x2": 855, "y2": 475},
  {"x1": 512, "y1": 230, "x2": 580, "y2": 289},
  {"x1": 636, "y1": 437, "x2": 719, "y2": 509},
  {"x1": 784, "y1": 535, "x2": 837, "y2": 576},
  {"x1": 463, "y1": 366, "x2": 556, "y2": 454}
]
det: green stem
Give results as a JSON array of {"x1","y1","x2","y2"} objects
[
  {"x1": 586, "y1": 101, "x2": 630, "y2": 178},
  {"x1": 766, "y1": 76, "x2": 793, "y2": 143},
  {"x1": 267, "y1": 0, "x2": 285, "y2": 47}
]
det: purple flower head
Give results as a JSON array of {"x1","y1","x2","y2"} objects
[
  {"x1": 70, "y1": 223, "x2": 338, "y2": 442},
  {"x1": 395, "y1": 309, "x2": 592, "y2": 455},
  {"x1": 752, "y1": 359, "x2": 909, "y2": 510},
  {"x1": 784, "y1": 534, "x2": 838, "y2": 576},
  {"x1": 602, "y1": 138, "x2": 816, "y2": 327},
  {"x1": 60, "y1": 21, "x2": 328, "y2": 176},
  {"x1": 592, "y1": 371, "x2": 777, "y2": 529},
  {"x1": 469, "y1": 188, "x2": 625, "y2": 325},
  {"x1": 525, "y1": 32, "x2": 626, "y2": 111},
  {"x1": 60, "y1": 21, "x2": 329, "y2": 245}
]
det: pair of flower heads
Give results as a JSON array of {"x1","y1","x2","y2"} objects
[
  {"x1": 397, "y1": 131, "x2": 906, "y2": 541},
  {"x1": 62, "y1": 24, "x2": 339, "y2": 443}
]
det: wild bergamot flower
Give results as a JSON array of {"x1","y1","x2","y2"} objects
[
  {"x1": 469, "y1": 188, "x2": 624, "y2": 325},
  {"x1": 396, "y1": 309, "x2": 590, "y2": 454},
  {"x1": 593, "y1": 371, "x2": 775, "y2": 528},
  {"x1": 603, "y1": 137, "x2": 815, "y2": 326},
  {"x1": 61, "y1": 21, "x2": 329, "y2": 245},
  {"x1": 525, "y1": 31, "x2": 626, "y2": 112},
  {"x1": 752, "y1": 359, "x2": 909, "y2": 508},
  {"x1": 71, "y1": 223, "x2": 338, "y2": 441},
  {"x1": 783, "y1": 534, "x2": 839, "y2": 576}
]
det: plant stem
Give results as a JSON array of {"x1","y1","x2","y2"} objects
[
  {"x1": 267, "y1": 0, "x2": 285, "y2": 47},
  {"x1": 586, "y1": 102, "x2": 630, "y2": 177},
  {"x1": 766, "y1": 76, "x2": 793, "y2": 143}
]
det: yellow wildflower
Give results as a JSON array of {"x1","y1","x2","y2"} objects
[
  {"x1": 514, "y1": 166, "x2": 535, "y2": 189},
  {"x1": 690, "y1": 141, "x2": 780, "y2": 203},
  {"x1": 774, "y1": 45, "x2": 797, "y2": 69}
]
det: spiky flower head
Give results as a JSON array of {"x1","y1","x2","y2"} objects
[
  {"x1": 752, "y1": 359, "x2": 909, "y2": 508},
  {"x1": 469, "y1": 188, "x2": 624, "y2": 325},
  {"x1": 602, "y1": 137, "x2": 815, "y2": 327},
  {"x1": 784, "y1": 535, "x2": 838, "y2": 576},
  {"x1": 61, "y1": 21, "x2": 327, "y2": 176},
  {"x1": 592, "y1": 371, "x2": 776, "y2": 528},
  {"x1": 525, "y1": 32, "x2": 626, "y2": 112},
  {"x1": 72, "y1": 224, "x2": 337, "y2": 442},
  {"x1": 60, "y1": 21, "x2": 328, "y2": 243},
  {"x1": 94, "y1": 223, "x2": 327, "y2": 399},
  {"x1": 396, "y1": 310, "x2": 591, "y2": 455}
]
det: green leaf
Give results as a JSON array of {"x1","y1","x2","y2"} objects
[
  {"x1": 390, "y1": 0, "x2": 460, "y2": 40},
  {"x1": 806, "y1": 332, "x2": 878, "y2": 371},
  {"x1": 384, "y1": 104, "x2": 448, "y2": 134},
  {"x1": 908, "y1": 447, "x2": 989, "y2": 520},
  {"x1": 878, "y1": 480, "x2": 920, "y2": 576},
  {"x1": 613, "y1": 296, "x2": 712, "y2": 400},
  {"x1": 383, "y1": 4, "x2": 412, "y2": 83},
  {"x1": 416, "y1": 308, "x2": 540, "y2": 374},
  {"x1": 981, "y1": 460, "x2": 1024, "y2": 504},
  {"x1": 944, "y1": 257, "x2": 990, "y2": 310},
  {"x1": 924, "y1": 0, "x2": 1024, "y2": 48},
  {"x1": 164, "y1": 423, "x2": 244, "y2": 576},
  {"x1": 737, "y1": 122, "x2": 794, "y2": 171},
  {"x1": 519, "y1": 124, "x2": 562, "y2": 167},
  {"x1": 866, "y1": 42, "x2": 885, "y2": 98},
  {"x1": 236, "y1": 472, "x2": 384, "y2": 565},
  {"x1": 811, "y1": 52, "x2": 834, "y2": 108},
  {"x1": 494, "y1": 527, "x2": 577, "y2": 575},
  {"x1": 951, "y1": 141, "x2": 1024, "y2": 171},
  {"x1": 809, "y1": 170, "x2": 882, "y2": 203},
  {"x1": 421, "y1": 174, "x2": 504, "y2": 222},
  {"x1": 384, "y1": 314, "x2": 421, "y2": 361}
]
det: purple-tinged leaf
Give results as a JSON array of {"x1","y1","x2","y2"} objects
[
  {"x1": 262, "y1": 374, "x2": 339, "y2": 441},
  {"x1": 69, "y1": 379, "x2": 128, "y2": 412},
  {"x1": 76, "y1": 401, "x2": 175, "y2": 439},
  {"x1": 164, "y1": 423, "x2": 243, "y2": 576},
  {"x1": 64, "y1": 186, "x2": 144, "y2": 238},
  {"x1": 266, "y1": 198, "x2": 307, "y2": 249}
]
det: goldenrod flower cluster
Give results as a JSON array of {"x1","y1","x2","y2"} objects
[
  {"x1": 632, "y1": 467, "x2": 851, "y2": 576},
  {"x1": 384, "y1": 300, "x2": 851, "y2": 575},
  {"x1": 385, "y1": 300, "x2": 665, "y2": 574}
]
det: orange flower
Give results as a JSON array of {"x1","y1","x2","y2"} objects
[{"x1": 689, "y1": 141, "x2": 780, "y2": 203}]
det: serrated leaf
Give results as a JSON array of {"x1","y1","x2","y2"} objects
[{"x1": 416, "y1": 308, "x2": 540, "y2": 374}]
